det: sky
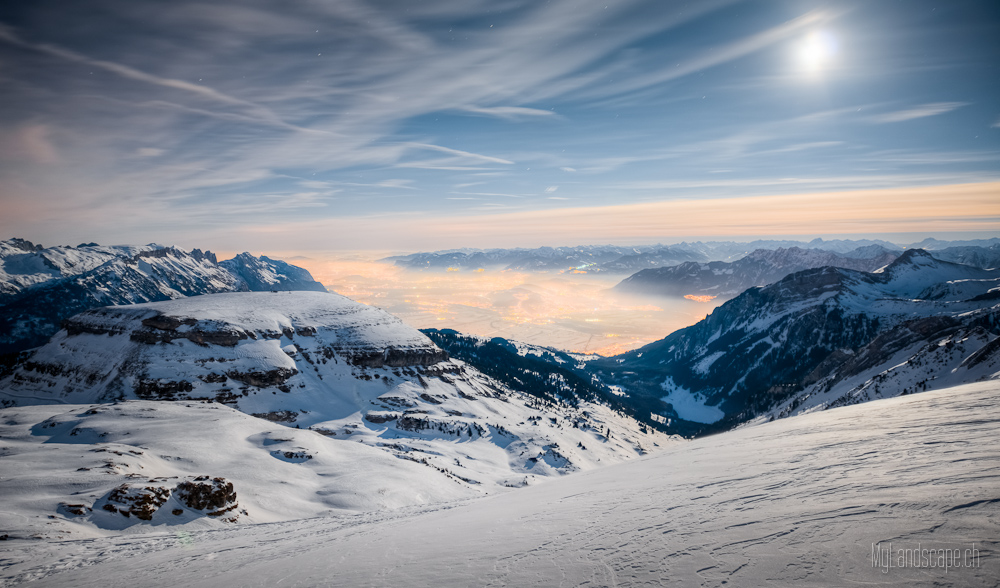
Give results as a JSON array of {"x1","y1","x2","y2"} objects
[{"x1": 1, "y1": 0, "x2": 998, "y2": 252}]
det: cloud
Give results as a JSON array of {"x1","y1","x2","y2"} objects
[
  {"x1": 545, "y1": 186, "x2": 558, "y2": 193},
  {"x1": 871, "y1": 102, "x2": 969, "y2": 124},
  {"x1": 577, "y1": 9, "x2": 839, "y2": 100},
  {"x1": 376, "y1": 179, "x2": 418, "y2": 190},
  {"x1": 0, "y1": 0, "x2": 732, "y2": 196},
  {"x1": 406, "y1": 143, "x2": 514, "y2": 165},
  {"x1": 0, "y1": 24, "x2": 313, "y2": 134},
  {"x1": 608, "y1": 172, "x2": 998, "y2": 193},
  {"x1": 458, "y1": 106, "x2": 556, "y2": 120},
  {"x1": 0, "y1": 124, "x2": 59, "y2": 164}
]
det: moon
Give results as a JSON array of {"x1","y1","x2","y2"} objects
[{"x1": 798, "y1": 31, "x2": 838, "y2": 73}]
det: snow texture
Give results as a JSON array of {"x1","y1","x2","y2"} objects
[{"x1": 1, "y1": 382, "x2": 996, "y2": 587}]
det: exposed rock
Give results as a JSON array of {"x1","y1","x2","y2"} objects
[
  {"x1": 251, "y1": 410, "x2": 299, "y2": 423},
  {"x1": 198, "y1": 372, "x2": 228, "y2": 384},
  {"x1": 104, "y1": 483, "x2": 172, "y2": 521},
  {"x1": 131, "y1": 315, "x2": 248, "y2": 347},
  {"x1": 344, "y1": 347, "x2": 449, "y2": 368},
  {"x1": 134, "y1": 379, "x2": 194, "y2": 400},
  {"x1": 226, "y1": 368, "x2": 297, "y2": 388},
  {"x1": 271, "y1": 449, "x2": 313, "y2": 462},
  {"x1": 176, "y1": 477, "x2": 238, "y2": 518}
]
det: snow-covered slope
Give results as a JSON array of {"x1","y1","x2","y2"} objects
[
  {"x1": 219, "y1": 253, "x2": 327, "y2": 292},
  {"x1": 592, "y1": 250, "x2": 1000, "y2": 434},
  {"x1": 0, "y1": 239, "x2": 232, "y2": 299},
  {"x1": 756, "y1": 318, "x2": 1000, "y2": 423},
  {"x1": 0, "y1": 401, "x2": 475, "y2": 537},
  {"x1": 929, "y1": 243, "x2": 1000, "y2": 269},
  {"x1": 0, "y1": 292, "x2": 674, "y2": 535},
  {"x1": 615, "y1": 245, "x2": 899, "y2": 299},
  {"x1": 2, "y1": 382, "x2": 996, "y2": 587},
  {"x1": 0, "y1": 239, "x2": 326, "y2": 354}
]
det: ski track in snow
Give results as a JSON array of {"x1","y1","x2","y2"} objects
[{"x1": 2, "y1": 382, "x2": 998, "y2": 587}]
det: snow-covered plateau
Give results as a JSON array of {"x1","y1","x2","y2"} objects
[
  {"x1": 0, "y1": 291, "x2": 673, "y2": 541},
  {"x1": 1, "y1": 382, "x2": 996, "y2": 586}
]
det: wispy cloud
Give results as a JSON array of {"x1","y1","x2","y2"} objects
[
  {"x1": 457, "y1": 106, "x2": 556, "y2": 120},
  {"x1": 871, "y1": 102, "x2": 969, "y2": 124},
  {"x1": 578, "y1": 9, "x2": 839, "y2": 100},
  {"x1": 608, "y1": 172, "x2": 999, "y2": 193},
  {"x1": 406, "y1": 143, "x2": 514, "y2": 165},
  {"x1": 0, "y1": 24, "x2": 318, "y2": 135}
]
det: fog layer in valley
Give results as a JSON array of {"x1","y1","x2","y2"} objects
[{"x1": 292, "y1": 255, "x2": 721, "y2": 355}]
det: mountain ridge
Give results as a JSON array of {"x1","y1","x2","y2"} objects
[
  {"x1": 0, "y1": 239, "x2": 327, "y2": 355},
  {"x1": 614, "y1": 245, "x2": 899, "y2": 299}
]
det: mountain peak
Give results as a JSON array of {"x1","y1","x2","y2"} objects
[
  {"x1": 875, "y1": 248, "x2": 937, "y2": 273},
  {"x1": 897, "y1": 248, "x2": 935, "y2": 261}
]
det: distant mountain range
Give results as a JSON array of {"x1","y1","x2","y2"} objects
[
  {"x1": 383, "y1": 244, "x2": 704, "y2": 272},
  {"x1": 615, "y1": 245, "x2": 900, "y2": 299},
  {"x1": 383, "y1": 238, "x2": 1000, "y2": 274},
  {"x1": 0, "y1": 239, "x2": 326, "y2": 356}
]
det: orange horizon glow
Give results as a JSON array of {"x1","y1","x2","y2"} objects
[
  {"x1": 684, "y1": 294, "x2": 718, "y2": 302},
  {"x1": 222, "y1": 181, "x2": 1000, "y2": 252}
]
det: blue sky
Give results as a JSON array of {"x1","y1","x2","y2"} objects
[{"x1": 0, "y1": 0, "x2": 998, "y2": 251}]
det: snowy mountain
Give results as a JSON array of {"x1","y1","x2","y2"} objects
[
  {"x1": 906, "y1": 236, "x2": 1000, "y2": 250},
  {"x1": 382, "y1": 240, "x2": 907, "y2": 274},
  {"x1": 383, "y1": 239, "x2": 1000, "y2": 275},
  {"x1": 0, "y1": 239, "x2": 326, "y2": 355},
  {"x1": 2, "y1": 382, "x2": 996, "y2": 587},
  {"x1": 615, "y1": 245, "x2": 899, "y2": 299},
  {"x1": 0, "y1": 291, "x2": 674, "y2": 536},
  {"x1": 668, "y1": 237, "x2": 904, "y2": 261},
  {"x1": 219, "y1": 253, "x2": 327, "y2": 292},
  {"x1": 928, "y1": 243, "x2": 1000, "y2": 269},
  {"x1": 586, "y1": 246, "x2": 711, "y2": 273},
  {"x1": 588, "y1": 250, "x2": 1000, "y2": 434}
]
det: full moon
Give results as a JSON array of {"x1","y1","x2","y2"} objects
[{"x1": 798, "y1": 31, "x2": 838, "y2": 73}]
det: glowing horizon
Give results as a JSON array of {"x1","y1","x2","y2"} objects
[{"x1": 208, "y1": 181, "x2": 1000, "y2": 253}]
